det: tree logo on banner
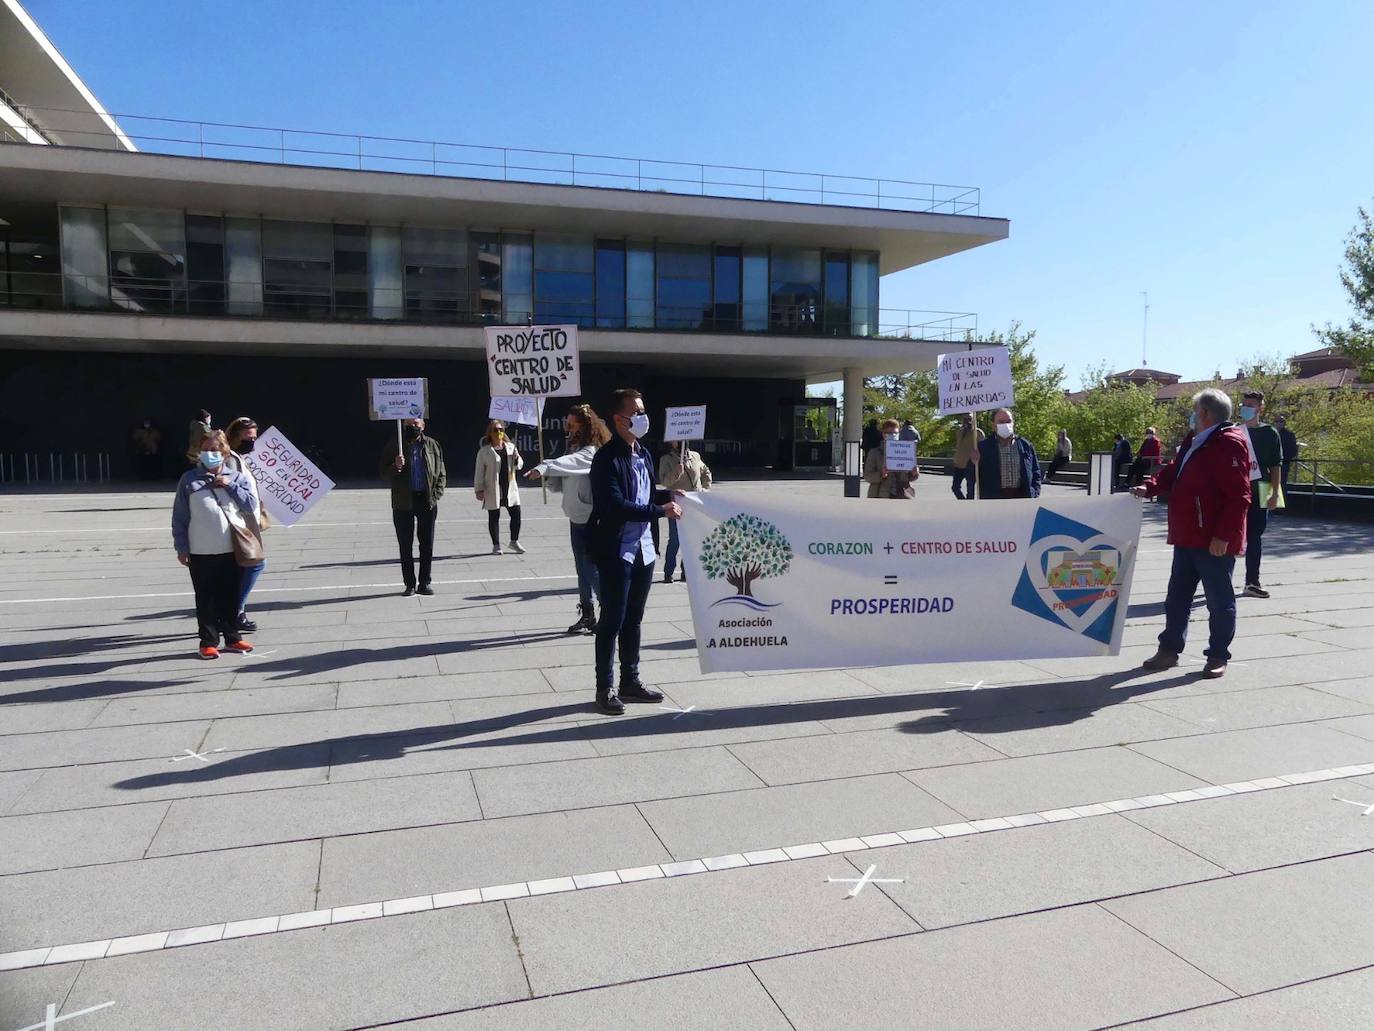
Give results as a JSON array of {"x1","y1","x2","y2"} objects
[
  {"x1": 700, "y1": 513, "x2": 793, "y2": 610},
  {"x1": 1011, "y1": 507, "x2": 1134, "y2": 645}
]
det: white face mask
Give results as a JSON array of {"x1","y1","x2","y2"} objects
[
  {"x1": 996, "y1": 422, "x2": 1014, "y2": 439},
  {"x1": 628, "y1": 412, "x2": 650, "y2": 439},
  {"x1": 886, "y1": 432, "x2": 899, "y2": 441}
]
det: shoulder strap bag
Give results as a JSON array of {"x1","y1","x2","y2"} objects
[{"x1": 214, "y1": 483, "x2": 266, "y2": 568}]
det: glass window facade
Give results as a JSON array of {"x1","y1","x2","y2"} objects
[
  {"x1": 595, "y1": 239, "x2": 626, "y2": 328},
  {"x1": 533, "y1": 232, "x2": 593, "y2": 326},
  {"x1": 742, "y1": 246, "x2": 768, "y2": 332},
  {"x1": 333, "y1": 224, "x2": 368, "y2": 318},
  {"x1": 656, "y1": 242, "x2": 710, "y2": 329},
  {"x1": 403, "y1": 226, "x2": 467, "y2": 321},
  {"x1": 108, "y1": 207, "x2": 186, "y2": 314},
  {"x1": 471, "y1": 231, "x2": 502, "y2": 323},
  {"x1": 501, "y1": 233, "x2": 532, "y2": 324},
  {"x1": 262, "y1": 220, "x2": 332, "y2": 318},
  {"x1": 626, "y1": 241, "x2": 654, "y2": 328},
  {"x1": 712, "y1": 246, "x2": 741, "y2": 331},
  {"x1": 769, "y1": 247, "x2": 821, "y2": 333},
  {"x1": 60, "y1": 205, "x2": 108, "y2": 308},
  {"x1": 368, "y1": 226, "x2": 402, "y2": 319},
  {"x1": 225, "y1": 217, "x2": 262, "y2": 316},
  {"x1": 850, "y1": 251, "x2": 879, "y2": 336},
  {"x1": 186, "y1": 214, "x2": 225, "y2": 315},
  {"x1": 823, "y1": 251, "x2": 849, "y2": 337}
]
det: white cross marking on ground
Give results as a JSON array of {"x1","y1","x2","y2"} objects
[
  {"x1": 14, "y1": 999, "x2": 115, "y2": 1031},
  {"x1": 1332, "y1": 794, "x2": 1374, "y2": 816},
  {"x1": 826, "y1": 864, "x2": 905, "y2": 898},
  {"x1": 659, "y1": 705, "x2": 708, "y2": 720},
  {"x1": 947, "y1": 680, "x2": 987, "y2": 691},
  {"x1": 170, "y1": 748, "x2": 224, "y2": 763}
]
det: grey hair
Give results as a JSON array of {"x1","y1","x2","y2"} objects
[
  {"x1": 1192, "y1": 388, "x2": 1232, "y2": 423},
  {"x1": 993, "y1": 407, "x2": 1013, "y2": 421}
]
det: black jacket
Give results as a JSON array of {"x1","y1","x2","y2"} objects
[{"x1": 587, "y1": 435, "x2": 669, "y2": 562}]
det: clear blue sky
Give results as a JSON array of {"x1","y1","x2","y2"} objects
[{"x1": 29, "y1": 0, "x2": 1374, "y2": 385}]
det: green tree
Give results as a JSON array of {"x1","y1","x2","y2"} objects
[
  {"x1": 1315, "y1": 203, "x2": 1374, "y2": 376},
  {"x1": 699, "y1": 514, "x2": 793, "y2": 597},
  {"x1": 1059, "y1": 365, "x2": 1160, "y2": 454}
]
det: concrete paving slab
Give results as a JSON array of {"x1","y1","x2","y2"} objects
[
  {"x1": 1103, "y1": 852, "x2": 1374, "y2": 995},
  {"x1": 147, "y1": 770, "x2": 481, "y2": 855},
  {"x1": 1124, "y1": 780, "x2": 1374, "y2": 873},
  {"x1": 0, "y1": 800, "x2": 169, "y2": 874},
  {"x1": 1137, "y1": 684, "x2": 1373, "y2": 732},
  {"x1": 398, "y1": 965, "x2": 792, "y2": 1029},
  {"x1": 0, "y1": 720, "x2": 213, "y2": 772},
  {"x1": 0, "y1": 770, "x2": 40, "y2": 814},
  {"x1": 639, "y1": 773, "x2": 965, "y2": 860},
  {"x1": 335, "y1": 668, "x2": 553, "y2": 707},
  {"x1": 508, "y1": 856, "x2": 917, "y2": 996},
  {"x1": 904, "y1": 746, "x2": 1209, "y2": 820},
  {"x1": 327, "y1": 726, "x2": 599, "y2": 782},
  {"x1": 752, "y1": 903, "x2": 1233, "y2": 1030},
  {"x1": 1129, "y1": 723, "x2": 1374, "y2": 783},
  {"x1": 654, "y1": 669, "x2": 876, "y2": 710},
  {"x1": 957, "y1": 702, "x2": 1202, "y2": 758},
  {"x1": 0, "y1": 840, "x2": 320, "y2": 952},
  {"x1": 471, "y1": 746, "x2": 762, "y2": 819},
  {"x1": 578, "y1": 709, "x2": 838, "y2": 757},
  {"x1": 1120, "y1": 965, "x2": 1374, "y2": 1029},
  {"x1": 88, "y1": 683, "x2": 338, "y2": 726},
  {"x1": 0, "y1": 700, "x2": 108, "y2": 734},
  {"x1": 199, "y1": 700, "x2": 455, "y2": 752},
  {"x1": 727, "y1": 726, "x2": 1003, "y2": 786},
  {"x1": 318, "y1": 804, "x2": 670, "y2": 907},
  {"x1": 0, "y1": 965, "x2": 83, "y2": 1030}
]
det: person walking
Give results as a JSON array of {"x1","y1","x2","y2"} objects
[
  {"x1": 1046, "y1": 429, "x2": 1073, "y2": 482},
  {"x1": 951, "y1": 414, "x2": 983, "y2": 500},
  {"x1": 863, "y1": 418, "x2": 918, "y2": 499},
  {"x1": 132, "y1": 418, "x2": 161, "y2": 481},
  {"x1": 1131, "y1": 427, "x2": 1162, "y2": 487},
  {"x1": 475, "y1": 420, "x2": 524, "y2": 556},
  {"x1": 382, "y1": 417, "x2": 446, "y2": 596},
  {"x1": 1239, "y1": 390, "x2": 1283, "y2": 598},
  {"x1": 1132, "y1": 388, "x2": 1251, "y2": 678},
  {"x1": 658, "y1": 439, "x2": 713, "y2": 582},
  {"x1": 224, "y1": 417, "x2": 267, "y2": 633},
  {"x1": 526, "y1": 404, "x2": 609, "y2": 633},
  {"x1": 1275, "y1": 414, "x2": 1298, "y2": 499},
  {"x1": 172, "y1": 430, "x2": 257, "y2": 659},
  {"x1": 1112, "y1": 434, "x2": 1133, "y2": 492},
  {"x1": 587, "y1": 388, "x2": 682, "y2": 715},
  {"x1": 972, "y1": 409, "x2": 1042, "y2": 499}
]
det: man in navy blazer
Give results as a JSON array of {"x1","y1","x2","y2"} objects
[
  {"x1": 973, "y1": 408, "x2": 1042, "y2": 499},
  {"x1": 587, "y1": 388, "x2": 683, "y2": 715}
]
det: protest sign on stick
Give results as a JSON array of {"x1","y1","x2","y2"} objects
[
  {"x1": 368, "y1": 377, "x2": 429, "y2": 452},
  {"x1": 489, "y1": 396, "x2": 544, "y2": 427},
  {"x1": 937, "y1": 345, "x2": 1013, "y2": 500},
  {"x1": 883, "y1": 439, "x2": 916, "y2": 473},
  {"x1": 240, "y1": 426, "x2": 335, "y2": 528},
  {"x1": 484, "y1": 326, "x2": 581, "y2": 502}
]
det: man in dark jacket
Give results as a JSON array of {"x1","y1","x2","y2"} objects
[
  {"x1": 972, "y1": 408, "x2": 1042, "y2": 499},
  {"x1": 381, "y1": 418, "x2": 446, "y2": 596},
  {"x1": 1133, "y1": 388, "x2": 1251, "y2": 677},
  {"x1": 1240, "y1": 390, "x2": 1283, "y2": 598},
  {"x1": 587, "y1": 388, "x2": 683, "y2": 715},
  {"x1": 1275, "y1": 414, "x2": 1298, "y2": 497}
]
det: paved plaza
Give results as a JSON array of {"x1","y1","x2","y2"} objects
[{"x1": 3, "y1": 480, "x2": 1374, "y2": 1029}]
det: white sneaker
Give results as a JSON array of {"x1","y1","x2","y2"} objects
[
  {"x1": 511, "y1": 541, "x2": 526, "y2": 554},
  {"x1": 492, "y1": 544, "x2": 503, "y2": 555}
]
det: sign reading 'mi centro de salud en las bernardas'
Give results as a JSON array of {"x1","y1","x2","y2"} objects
[{"x1": 936, "y1": 345, "x2": 1013, "y2": 415}]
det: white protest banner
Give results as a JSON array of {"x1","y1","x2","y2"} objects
[
  {"x1": 489, "y1": 396, "x2": 544, "y2": 427},
  {"x1": 483, "y1": 325, "x2": 581, "y2": 398},
  {"x1": 883, "y1": 439, "x2": 917, "y2": 472},
  {"x1": 664, "y1": 405, "x2": 707, "y2": 442},
  {"x1": 937, "y1": 346, "x2": 1013, "y2": 415},
  {"x1": 368, "y1": 378, "x2": 428, "y2": 421},
  {"x1": 240, "y1": 426, "x2": 335, "y2": 528},
  {"x1": 680, "y1": 492, "x2": 1140, "y2": 674}
]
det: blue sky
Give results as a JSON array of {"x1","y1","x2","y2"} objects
[{"x1": 29, "y1": 0, "x2": 1374, "y2": 384}]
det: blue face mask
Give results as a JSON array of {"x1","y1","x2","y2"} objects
[
  {"x1": 200, "y1": 450, "x2": 223, "y2": 470},
  {"x1": 1239, "y1": 405, "x2": 1257, "y2": 421},
  {"x1": 1188, "y1": 412, "x2": 1198, "y2": 431}
]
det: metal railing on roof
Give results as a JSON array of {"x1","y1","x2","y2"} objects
[{"x1": 3, "y1": 105, "x2": 983, "y2": 216}]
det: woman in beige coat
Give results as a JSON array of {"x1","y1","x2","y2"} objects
[{"x1": 474, "y1": 420, "x2": 524, "y2": 554}]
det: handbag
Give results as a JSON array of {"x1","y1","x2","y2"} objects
[{"x1": 214, "y1": 485, "x2": 266, "y2": 568}]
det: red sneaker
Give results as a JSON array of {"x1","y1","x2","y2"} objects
[
  {"x1": 225, "y1": 641, "x2": 254, "y2": 655},
  {"x1": 198, "y1": 645, "x2": 220, "y2": 660}
]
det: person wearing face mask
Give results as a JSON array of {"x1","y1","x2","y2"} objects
[
  {"x1": 951, "y1": 414, "x2": 984, "y2": 499},
  {"x1": 1132, "y1": 389, "x2": 1250, "y2": 678},
  {"x1": 224, "y1": 417, "x2": 267, "y2": 632},
  {"x1": 1238, "y1": 390, "x2": 1283, "y2": 598},
  {"x1": 972, "y1": 409, "x2": 1042, "y2": 499},
  {"x1": 863, "y1": 418, "x2": 918, "y2": 499},
  {"x1": 586, "y1": 388, "x2": 683, "y2": 715},
  {"x1": 475, "y1": 420, "x2": 525, "y2": 556},
  {"x1": 382, "y1": 417, "x2": 447, "y2": 595},
  {"x1": 171, "y1": 430, "x2": 258, "y2": 659}
]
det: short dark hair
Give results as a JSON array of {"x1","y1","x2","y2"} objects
[
  {"x1": 1242, "y1": 389, "x2": 1265, "y2": 403},
  {"x1": 606, "y1": 388, "x2": 642, "y2": 420},
  {"x1": 197, "y1": 409, "x2": 211, "y2": 422}
]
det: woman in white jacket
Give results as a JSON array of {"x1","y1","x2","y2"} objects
[
  {"x1": 526, "y1": 404, "x2": 610, "y2": 633},
  {"x1": 475, "y1": 420, "x2": 524, "y2": 555}
]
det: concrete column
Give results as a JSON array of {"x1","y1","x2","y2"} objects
[{"x1": 842, "y1": 367, "x2": 864, "y2": 442}]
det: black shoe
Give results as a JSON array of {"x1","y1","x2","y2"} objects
[
  {"x1": 663, "y1": 571, "x2": 674, "y2": 584},
  {"x1": 618, "y1": 680, "x2": 664, "y2": 703},
  {"x1": 402, "y1": 585, "x2": 416, "y2": 597},
  {"x1": 596, "y1": 691, "x2": 625, "y2": 716},
  {"x1": 417, "y1": 584, "x2": 435, "y2": 596},
  {"x1": 236, "y1": 613, "x2": 258, "y2": 634},
  {"x1": 567, "y1": 604, "x2": 596, "y2": 634}
]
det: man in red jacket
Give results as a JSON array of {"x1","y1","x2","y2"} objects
[{"x1": 1131, "y1": 389, "x2": 1252, "y2": 678}]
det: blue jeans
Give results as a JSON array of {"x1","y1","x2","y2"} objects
[
  {"x1": 664, "y1": 519, "x2": 680, "y2": 577},
  {"x1": 594, "y1": 551, "x2": 654, "y2": 691},
  {"x1": 569, "y1": 522, "x2": 599, "y2": 609},
  {"x1": 1160, "y1": 547, "x2": 1236, "y2": 661},
  {"x1": 238, "y1": 560, "x2": 265, "y2": 615},
  {"x1": 951, "y1": 462, "x2": 976, "y2": 499}
]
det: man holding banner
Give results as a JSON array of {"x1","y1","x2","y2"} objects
[{"x1": 381, "y1": 418, "x2": 447, "y2": 596}]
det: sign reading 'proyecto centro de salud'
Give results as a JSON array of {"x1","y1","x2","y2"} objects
[
  {"x1": 679, "y1": 492, "x2": 1141, "y2": 674},
  {"x1": 937, "y1": 346, "x2": 1013, "y2": 414},
  {"x1": 483, "y1": 325, "x2": 581, "y2": 398},
  {"x1": 240, "y1": 426, "x2": 335, "y2": 527}
]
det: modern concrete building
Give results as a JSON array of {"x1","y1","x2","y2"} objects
[{"x1": 0, "y1": 0, "x2": 1008, "y2": 480}]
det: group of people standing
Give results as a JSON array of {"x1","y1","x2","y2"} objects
[{"x1": 864, "y1": 410, "x2": 1044, "y2": 501}]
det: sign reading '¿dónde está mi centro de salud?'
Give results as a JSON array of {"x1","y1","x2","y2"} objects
[
  {"x1": 367, "y1": 378, "x2": 429, "y2": 421},
  {"x1": 483, "y1": 325, "x2": 581, "y2": 398}
]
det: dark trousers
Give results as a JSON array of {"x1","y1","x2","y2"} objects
[
  {"x1": 664, "y1": 519, "x2": 681, "y2": 577},
  {"x1": 1046, "y1": 454, "x2": 1069, "y2": 481},
  {"x1": 1245, "y1": 502, "x2": 1269, "y2": 587},
  {"x1": 393, "y1": 493, "x2": 437, "y2": 588},
  {"x1": 1159, "y1": 546, "x2": 1237, "y2": 661},
  {"x1": 594, "y1": 550, "x2": 654, "y2": 692},
  {"x1": 569, "y1": 522, "x2": 599, "y2": 609},
  {"x1": 1280, "y1": 460, "x2": 1291, "y2": 497},
  {"x1": 488, "y1": 504, "x2": 521, "y2": 546},
  {"x1": 951, "y1": 462, "x2": 976, "y2": 499},
  {"x1": 188, "y1": 552, "x2": 243, "y2": 647}
]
